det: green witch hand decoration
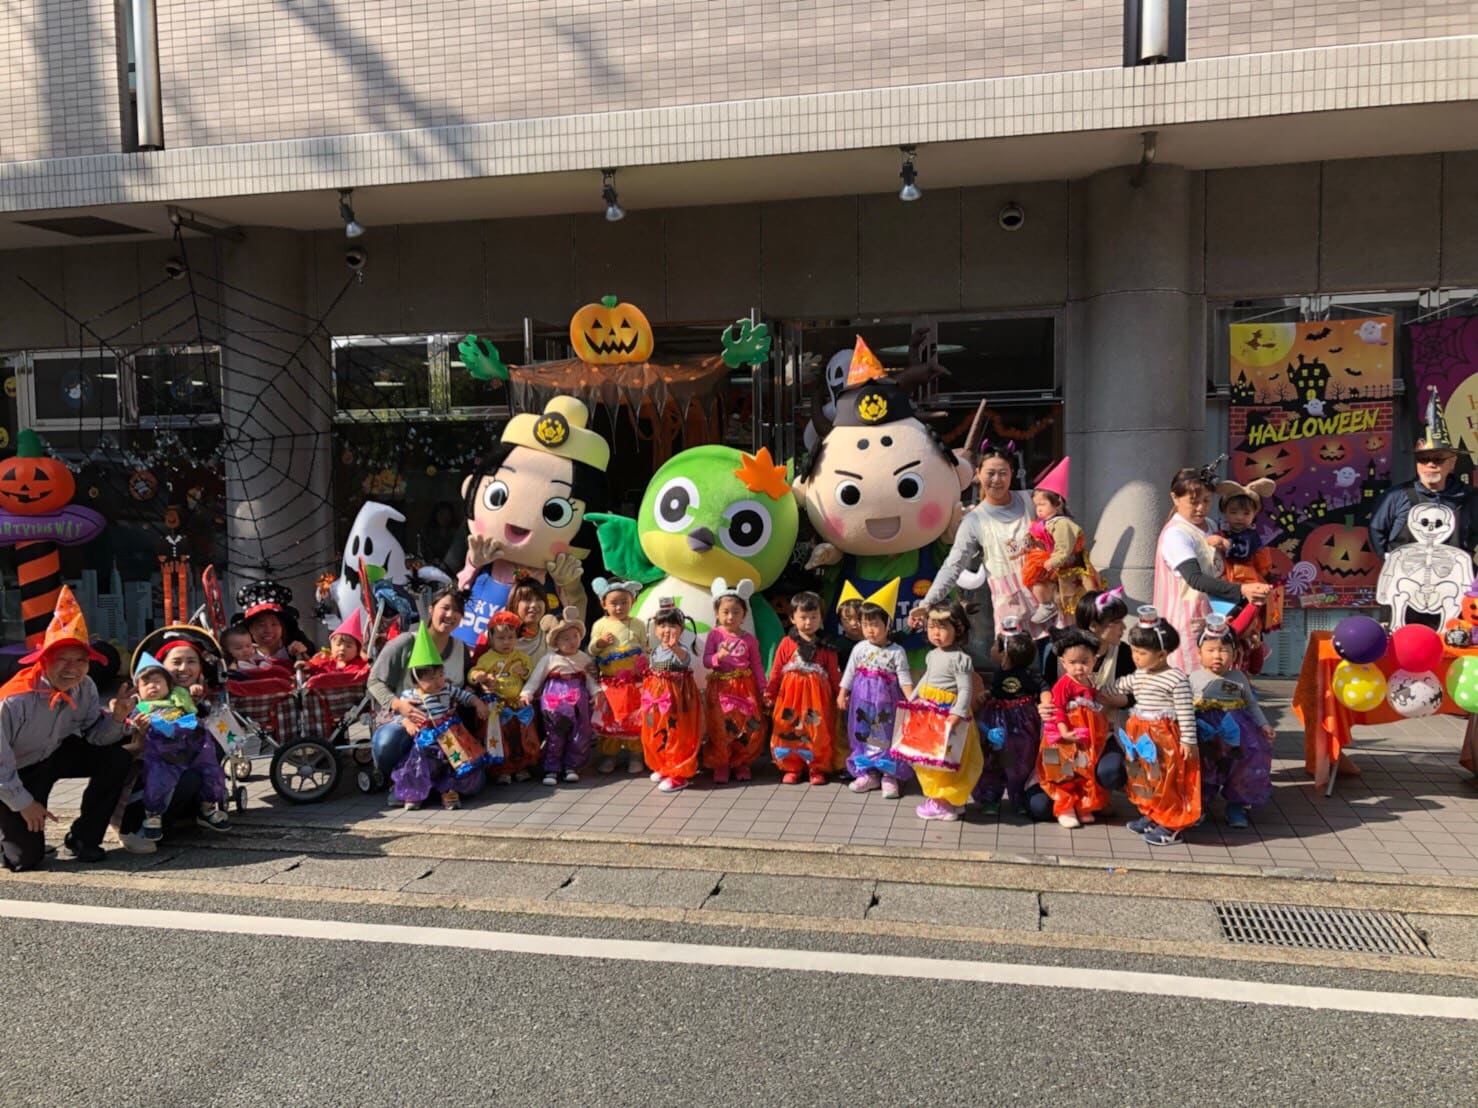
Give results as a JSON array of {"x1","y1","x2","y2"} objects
[
  {"x1": 721, "y1": 319, "x2": 772, "y2": 369},
  {"x1": 458, "y1": 335, "x2": 510, "y2": 383}
]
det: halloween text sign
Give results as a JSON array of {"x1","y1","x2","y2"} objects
[{"x1": 1227, "y1": 317, "x2": 1394, "y2": 607}]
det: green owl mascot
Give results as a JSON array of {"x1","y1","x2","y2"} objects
[{"x1": 589, "y1": 445, "x2": 797, "y2": 667}]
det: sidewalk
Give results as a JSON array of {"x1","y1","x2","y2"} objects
[{"x1": 52, "y1": 680, "x2": 1478, "y2": 879}]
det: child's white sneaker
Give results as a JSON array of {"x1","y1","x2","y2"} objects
[
  {"x1": 562, "y1": 770, "x2": 580, "y2": 784},
  {"x1": 1057, "y1": 812, "x2": 1081, "y2": 829},
  {"x1": 541, "y1": 773, "x2": 558, "y2": 786}
]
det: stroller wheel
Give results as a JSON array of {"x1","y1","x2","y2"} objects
[
  {"x1": 269, "y1": 739, "x2": 339, "y2": 803},
  {"x1": 356, "y1": 768, "x2": 384, "y2": 794},
  {"x1": 228, "y1": 754, "x2": 254, "y2": 783},
  {"x1": 234, "y1": 785, "x2": 249, "y2": 813}
]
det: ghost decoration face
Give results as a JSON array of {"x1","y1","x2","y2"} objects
[
  {"x1": 793, "y1": 393, "x2": 972, "y2": 558},
  {"x1": 332, "y1": 501, "x2": 411, "y2": 619},
  {"x1": 801, "y1": 348, "x2": 852, "y2": 455},
  {"x1": 1408, "y1": 502, "x2": 1456, "y2": 546}
]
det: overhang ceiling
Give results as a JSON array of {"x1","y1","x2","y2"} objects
[{"x1": 0, "y1": 101, "x2": 1474, "y2": 250}]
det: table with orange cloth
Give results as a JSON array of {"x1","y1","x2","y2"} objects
[{"x1": 1292, "y1": 630, "x2": 1478, "y2": 793}]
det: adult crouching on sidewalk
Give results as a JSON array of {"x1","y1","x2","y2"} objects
[{"x1": 0, "y1": 587, "x2": 136, "y2": 872}]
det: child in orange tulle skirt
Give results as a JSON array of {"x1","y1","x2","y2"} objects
[
  {"x1": 589, "y1": 578, "x2": 651, "y2": 775},
  {"x1": 891, "y1": 602, "x2": 984, "y2": 822},
  {"x1": 1106, "y1": 607, "x2": 1201, "y2": 847},
  {"x1": 641, "y1": 601, "x2": 702, "y2": 793},
  {"x1": 765, "y1": 592, "x2": 840, "y2": 785},
  {"x1": 1036, "y1": 629, "x2": 1109, "y2": 828},
  {"x1": 469, "y1": 612, "x2": 537, "y2": 783}
]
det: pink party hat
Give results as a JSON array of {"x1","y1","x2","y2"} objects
[
  {"x1": 333, "y1": 607, "x2": 366, "y2": 645},
  {"x1": 1034, "y1": 457, "x2": 1070, "y2": 501}
]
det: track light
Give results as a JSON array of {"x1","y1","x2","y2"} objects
[
  {"x1": 601, "y1": 168, "x2": 625, "y2": 222},
  {"x1": 338, "y1": 189, "x2": 365, "y2": 239},
  {"x1": 898, "y1": 146, "x2": 921, "y2": 202}
]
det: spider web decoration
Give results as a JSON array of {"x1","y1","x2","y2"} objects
[{"x1": 12, "y1": 225, "x2": 494, "y2": 614}]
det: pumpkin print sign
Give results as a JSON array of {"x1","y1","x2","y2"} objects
[
  {"x1": 1228, "y1": 317, "x2": 1394, "y2": 607},
  {"x1": 570, "y1": 295, "x2": 654, "y2": 364}
]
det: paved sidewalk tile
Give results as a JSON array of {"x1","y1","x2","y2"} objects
[
  {"x1": 869, "y1": 883, "x2": 1041, "y2": 930},
  {"x1": 703, "y1": 873, "x2": 874, "y2": 919},
  {"x1": 550, "y1": 866, "x2": 721, "y2": 909},
  {"x1": 1040, "y1": 892, "x2": 1225, "y2": 941},
  {"x1": 264, "y1": 854, "x2": 438, "y2": 891},
  {"x1": 410, "y1": 860, "x2": 575, "y2": 899}
]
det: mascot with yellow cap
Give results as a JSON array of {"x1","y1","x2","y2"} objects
[{"x1": 456, "y1": 396, "x2": 611, "y2": 648}]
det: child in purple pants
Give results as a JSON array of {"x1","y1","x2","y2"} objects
[
  {"x1": 974, "y1": 618, "x2": 1043, "y2": 815},
  {"x1": 521, "y1": 607, "x2": 603, "y2": 787}
]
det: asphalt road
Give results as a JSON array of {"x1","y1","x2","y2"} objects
[{"x1": 3, "y1": 884, "x2": 1476, "y2": 1107}]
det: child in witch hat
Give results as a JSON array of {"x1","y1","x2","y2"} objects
[
  {"x1": 129, "y1": 651, "x2": 230, "y2": 840},
  {"x1": 1020, "y1": 457, "x2": 1101, "y2": 625},
  {"x1": 0, "y1": 586, "x2": 136, "y2": 870},
  {"x1": 389, "y1": 624, "x2": 492, "y2": 810}
]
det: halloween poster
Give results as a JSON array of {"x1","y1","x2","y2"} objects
[
  {"x1": 1227, "y1": 317, "x2": 1394, "y2": 607},
  {"x1": 1412, "y1": 316, "x2": 1478, "y2": 465}
]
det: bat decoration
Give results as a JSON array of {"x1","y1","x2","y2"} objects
[
  {"x1": 1345, "y1": 367, "x2": 1362, "y2": 376},
  {"x1": 1329, "y1": 346, "x2": 1344, "y2": 353},
  {"x1": 1305, "y1": 327, "x2": 1332, "y2": 341}
]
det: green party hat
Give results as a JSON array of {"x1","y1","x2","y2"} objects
[{"x1": 407, "y1": 621, "x2": 442, "y2": 670}]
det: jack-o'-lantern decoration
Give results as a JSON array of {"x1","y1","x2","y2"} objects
[
  {"x1": 1265, "y1": 543, "x2": 1294, "y2": 583},
  {"x1": 1315, "y1": 438, "x2": 1347, "y2": 463},
  {"x1": 1301, "y1": 522, "x2": 1381, "y2": 585},
  {"x1": 1364, "y1": 434, "x2": 1386, "y2": 454},
  {"x1": 0, "y1": 429, "x2": 75, "y2": 515},
  {"x1": 164, "y1": 504, "x2": 183, "y2": 531},
  {"x1": 570, "y1": 295, "x2": 654, "y2": 365},
  {"x1": 1236, "y1": 441, "x2": 1303, "y2": 485}
]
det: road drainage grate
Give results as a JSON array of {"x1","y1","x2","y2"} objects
[{"x1": 1214, "y1": 901, "x2": 1431, "y2": 957}]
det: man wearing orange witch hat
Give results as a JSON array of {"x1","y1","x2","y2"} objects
[{"x1": 0, "y1": 586, "x2": 136, "y2": 871}]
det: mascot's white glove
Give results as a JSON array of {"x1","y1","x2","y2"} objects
[
  {"x1": 804, "y1": 542, "x2": 842, "y2": 570},
  {"x1": 547, "y1": 552, "x2": 584, "y2": 590}
]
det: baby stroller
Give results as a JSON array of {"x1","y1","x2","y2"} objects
[{"x1": 220, "y1": 664, "x2": 373, "y2": 805}]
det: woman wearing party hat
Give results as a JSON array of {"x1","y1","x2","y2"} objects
[{"x1": 0, "y1": 586, "x2": 135, "y2": 871}]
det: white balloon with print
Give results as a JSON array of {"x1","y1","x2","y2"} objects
[{"x1": 1385, "y1": 668, "x2": 1443, "y2": 719}]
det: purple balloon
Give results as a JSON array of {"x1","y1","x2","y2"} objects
[{"x1": 1332, "y1": 615, "x2": 1387, "y2": 665}]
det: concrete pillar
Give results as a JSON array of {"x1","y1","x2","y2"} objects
[
  {"x1": 1064, "y1": 164, "x2": 1206, "y2": 605},
  {"x1": 217, "y1": 229, "x2": 334, "y2": 621}
]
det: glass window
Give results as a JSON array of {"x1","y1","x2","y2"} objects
[
  {"x1": 29, "y1": 351, "x2": 123, "y2": 425},
  {"x1": 134, "y1": 345, "x2": 222, "y2": 423},
  {"x1": 935, "y1": 318, "x2": 1057, "y2": 396},
  {"x1": 333, "y1": 337, "x2": 432, "y2": 412},
  {"x1": 446, "y1": 331, "x2": 518, "y2": 412}
]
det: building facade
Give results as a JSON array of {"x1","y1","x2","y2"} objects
[{"x1": 0, "y1": 1, "x2": 1475, "y2": 661}]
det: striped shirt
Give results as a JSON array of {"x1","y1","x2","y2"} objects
[{"x1": 1108, "y1": 667, "x2": 1198, "y2": 743}]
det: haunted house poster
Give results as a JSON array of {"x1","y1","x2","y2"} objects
[{"x1": 1227, "y1": 317, "x2": 1394, "y2": 607}]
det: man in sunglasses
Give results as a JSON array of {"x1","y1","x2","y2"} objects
[{"x1": 1369, "y1": 392, "x2": 1478, "y2": 621}]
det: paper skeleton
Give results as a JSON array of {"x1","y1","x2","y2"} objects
[{"x1": 1375, "y1": 502, "x2": 1474, "y2": 628}]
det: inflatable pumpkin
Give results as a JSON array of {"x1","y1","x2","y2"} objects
[{"x1": 569, "y1": 295, "x2": 654, "y2": 364}]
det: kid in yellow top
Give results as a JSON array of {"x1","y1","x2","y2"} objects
[
  {"x1": 589, "y1": 578, "x2": 652, "y2": 774},
  {"x1": 469, "y1": 611, "x2": 536, "y2": 783}
]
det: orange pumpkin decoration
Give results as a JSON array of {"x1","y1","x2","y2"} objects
[
  {"x1": 1300, "y1": 522, "x2": 1380, "y2": 585},
  {"x1": 1315, "y1": 437, "x2": 1347, "y2": 463},
  {"x1": 1235, "y1": 441, "x2": 1303, "y2": 485},
  {"x1": 0, "y1": 429, "x2": 75, "y2": 516},
  {"x1": 570, "y1": 295, "x2": 654, "y2": 364}
]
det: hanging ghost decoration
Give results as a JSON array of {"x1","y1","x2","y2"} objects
[{"x1": 331, "y1": 501, "x2": 449, "y2": 621}]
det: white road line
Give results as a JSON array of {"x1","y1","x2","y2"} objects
[{"x1": 2, "y1": 897, "x2": 1473, "y2": 1020}]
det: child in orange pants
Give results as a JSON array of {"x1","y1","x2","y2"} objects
[{"x1": 1037, "y1": 629, "x2": 1108, "y2": 828}]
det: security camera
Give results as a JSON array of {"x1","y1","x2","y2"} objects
[
  {"x1": 345, "y1": 246, "x2": 368, "y2": 272},
  {"x1": 164, "y1": 257, "x2": 185, "y2": 280},
  {"x1": 998, "y1": 203, "x2": 1025, "y2": 231}
]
